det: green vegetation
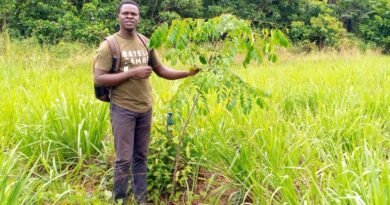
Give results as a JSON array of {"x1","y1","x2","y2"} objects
[
  {"x1": 0, "y1": 1, "x2": 389, "y2": 203},
  {"x1": 1, "y1": 0, "x2": 389, "y2": 53},
  {"x1": 1, "y1": 30, "x2": 389, "y2": 203}
]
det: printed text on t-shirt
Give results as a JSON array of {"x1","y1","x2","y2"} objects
[{"x1": 121, "y1": 50, "x2": 149, "y2": 65}]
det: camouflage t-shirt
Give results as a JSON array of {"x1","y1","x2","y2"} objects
[{"x1": 94, "y1": 33, "x2": 162, "y2": 113}]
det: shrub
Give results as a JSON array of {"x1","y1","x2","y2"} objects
[
  {"x1": 289, "y1": 14, "x2": 347, "y2": 50},
  {"x1": 359, "y1": 0, "x2": 390, "y2": 54}
]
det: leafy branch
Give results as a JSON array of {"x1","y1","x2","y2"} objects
[
  {"x1": 148, "y1": 14, "x2": 289, "y2": 197},
  {"x1": 149, "y1": 14, "x2": 289, "y2": 69}
]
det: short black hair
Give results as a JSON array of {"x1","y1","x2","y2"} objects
[{"x1": 117, "y1": 0, "x2": 140, "y2": 14}]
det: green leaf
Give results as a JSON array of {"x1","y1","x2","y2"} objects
[
  {"x1": 226, "y1": 97, "x2": 237, "y2": 111},
  {"x1": 268, "y1": 54, "x2": 278, "y2": 63},
  {"x1": 275, "y1": 30, "x2": 289, "y2": 47},
  {"x1": 177, "y1": 39, "x2": 185, "y2": 50},
  {"x1": 243, "y1": 46, "x2": 254, "y2": 67},
  {"x1": 149, "y1": 23, "x2": 168, "y2": 48},
  {"x1": 148, "y1": 35, "x2": 159, "y2": 48},
  {"x1": 199, "y1": 55, "x2": 207, "y2": 64}
]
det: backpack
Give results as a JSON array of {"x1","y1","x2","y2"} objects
[{"x1": 93, "y1": 33, "x2": 150, "y2": 102}]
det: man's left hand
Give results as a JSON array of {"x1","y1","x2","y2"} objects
[{"x1": 187, "y1": 66, "x2": 201, "y2": 76}]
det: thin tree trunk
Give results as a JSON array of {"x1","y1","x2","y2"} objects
[
  {"x1": 171, "y1": 92, "x2": 200, "y2": 197},
  {"x1": 1, "y1": 12, "x2": 6, "y2": 32},
  {"x1": 2, "y1": 11, "x2": 9, "y2": 55},
  {"x1": 151, "y1": 0, "x2": 159, "y2": 19}
]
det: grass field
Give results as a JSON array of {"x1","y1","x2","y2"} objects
[{"x1": 0, "y1": 37, "x2": 389, "y2": 204}]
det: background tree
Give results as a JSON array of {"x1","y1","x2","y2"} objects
[
  {"x1": 0, "y1": 0, "x2": 15, "y2": 31},
  {"x1": 334, "y1": 0, "x2": 371, "y2": 33},
  {"x1": 2, "y1": 0, "x2": 389, "y2": 53},
  {"x1": 358, "y1": 0, "x2": 390, "y2": 53}
]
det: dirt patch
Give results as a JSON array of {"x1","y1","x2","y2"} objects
[{"x1": 160, "y1": 168, "x2": 243, "y2": 205}]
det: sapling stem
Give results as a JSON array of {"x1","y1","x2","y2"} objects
[{"x1": 171, "y1": 76, "x2": 207, "y2": 197}]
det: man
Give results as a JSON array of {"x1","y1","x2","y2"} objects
[{"x1": 94, "y1": 0, "x2": 199, "y2": 204}]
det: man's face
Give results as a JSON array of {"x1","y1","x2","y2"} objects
[{"x1": 118, "y1": 4, "x2": 140, "y2": 31}]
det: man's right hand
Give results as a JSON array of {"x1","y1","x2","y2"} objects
[
  {"x1": 95, "y1": 66, "x2": 153, "y2": 87},
  {"x1": 130, "y1": 66, "x2": 153, "y2": 79}
]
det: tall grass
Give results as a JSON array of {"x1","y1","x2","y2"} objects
[
  {"x1": 0, "y1": 36, "x2": 113, "y2": 203},
  {"x1": 0, "y1": 37, "x2": 110, "y2": 167},
  {"x1": 0, "y1": 143, "x2": 38, "y2": 205},
  {"x1": 184, "y1": 53, "x2": 390, "y2": 204},
  {"x1": 1, "y1": 34, "x2": 389, "y2": 204}
]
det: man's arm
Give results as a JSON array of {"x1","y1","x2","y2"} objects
[
  {"x1": 94, "y1": 66, "x2": 153, "y2": 87},
  {"x1": 153, "y1": 64, "x2": 199, "y2": 80}
]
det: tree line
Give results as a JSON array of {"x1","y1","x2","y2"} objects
[{"x1": 1, "y1": 0, "x2": 389, "y2": 53}]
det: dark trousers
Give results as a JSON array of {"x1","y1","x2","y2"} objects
[{"x1": 110, "y1": 104, "x2": 152, "y2": 204}]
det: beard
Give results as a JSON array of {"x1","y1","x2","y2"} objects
[
  {"x1": 124, "y1": 24, "x2": 137, "y2": 32},
  {"x1": 125, "y1": 27, "x2": 136, "y2": 32}
]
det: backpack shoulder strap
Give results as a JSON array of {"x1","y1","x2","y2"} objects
[
  {"x1": 136, "y1": 33, "x2": 151, "y2": 66},
  {"x1": 136, "y1": 33, "x2": 149, "y2": 50},
  {"x1": 103, "y1": 35, "x2": 121, "y2": 102},
  {"x1": 105, "y1": 35, "x2": 121, "y2": 72}
]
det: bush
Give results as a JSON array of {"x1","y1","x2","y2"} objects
[
  {"x1": 31, "y1": 20, "x2": 63, "y2": 44},
  {"x1": 309, "y1": 14, "x2": 347, "y2": 49},
  {"x1": 205, "y1": 5, "x2": 227, "y2": 18},
  {"x1": 290, "y1": 40, "x2": 318, "y2": 53},
  {"x1": 359, "y1": 0, "x2": 390, "y2": 54},
  {"x1": 289, "y1": 21, "x2": 308, "y2": 43},
  {"x1": 158, "y1": 11, "x2": 181, "y2": 23},
  {"x1": 289, "y1": 14, "x2": 347, "y2": 50}
]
